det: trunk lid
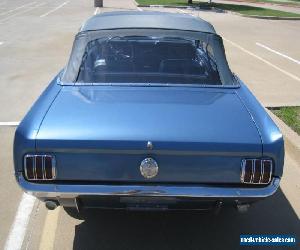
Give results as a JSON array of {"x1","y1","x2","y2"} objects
[{"x1": 36, "y1": 86, "x2": 261, "y2": 184}]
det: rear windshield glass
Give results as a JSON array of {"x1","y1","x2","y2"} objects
[{"x1": 77, "y1": 36, "x2": 221, "y2": 85}]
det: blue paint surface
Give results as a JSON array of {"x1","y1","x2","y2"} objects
[{"x1": 14, "y1": 79, "x2": 284, "y2": 184}]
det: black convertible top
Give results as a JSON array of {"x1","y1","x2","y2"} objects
[{"x1": 81, "y1": 11, "x2": 216, "y2": 34}]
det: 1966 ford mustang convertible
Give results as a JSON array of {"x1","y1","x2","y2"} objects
[{"x1": 14, "y1": 11, "x2": 284, "y2": 216}]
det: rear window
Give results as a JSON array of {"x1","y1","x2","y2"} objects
[{"x1": 77, "y1": 36, "x2": 221, "y2": 85}]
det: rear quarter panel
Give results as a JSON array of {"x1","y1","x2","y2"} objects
[
  {"x1": 235, "y1": 79, "x2": 284, "y2": 177},
  {"x1": 13, "y1": 74, "x2": 62, "y2": 174}
]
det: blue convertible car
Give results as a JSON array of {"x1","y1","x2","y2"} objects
[{"x1": 14, "y1": 11, "x2": 284, "y2": 216}]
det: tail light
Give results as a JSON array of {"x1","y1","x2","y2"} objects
[
  {"x1": 24, "y1": 154, "x2": 56, "y2": 181},
  {"x1": 241, "y1": 159, "x2": 273, "y2": 184}
]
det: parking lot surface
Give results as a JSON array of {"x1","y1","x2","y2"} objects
[{"x1": 0, "y1": 0, "x2": 299, "y2": 249}]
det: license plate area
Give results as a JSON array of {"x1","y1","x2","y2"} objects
[
  {"x1": 79, "y1": 195, "x2": 217, "y2": 211},
  {"x1": 120, "y1": 196, "x2": 177, "y2": 210}
]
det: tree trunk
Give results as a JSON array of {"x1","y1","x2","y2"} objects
[{"x1": 188, "y1": 0, "x2": 193, "y2": 4}]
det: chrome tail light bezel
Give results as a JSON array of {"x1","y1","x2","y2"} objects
[
  {"x1": 24, "y1": 154, "x2": 56, "y2": 181},
  {"x1": 241, "y1": 159, "x2": 273, "y2": 185}
]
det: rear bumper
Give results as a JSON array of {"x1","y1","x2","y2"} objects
[{"x1": 17, "y1": 174, "x2": 280, "y2": 201}]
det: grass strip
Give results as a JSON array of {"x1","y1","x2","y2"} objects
[{"x1": 271, "y1": 107, "x2": 300, "y2": 135}]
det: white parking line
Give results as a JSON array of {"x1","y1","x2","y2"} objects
[
  {"x1": 40, "y1": 1, "x2": 70, "y2": 18},
  {"x1": 4, "y1": 193, "x2": 36, "y2": 250},
  {"x1": 0, "y1": 121, "x2": 20, "y2": 126},
  {"x1": 0, "y1": 2, "x2": 45, "y2": 23},
  {"x1": 137, "y1": 7, "x2": 143, "y2": 11},
  {"x1": 177, "y1": 8, "x2": 197, "y2": 17},
  {"x1": 94, "y1": 7, "x2": 99, "y2": 15},
  {"x1": 223, "y1": 37, "x2": 300, "y2": 82},
  {"x1": 256, "y1": 42, "x2": 300, "y2": 65},
  {"x1": 0, "y1": 2, "x2": 36, "y2": 16}
]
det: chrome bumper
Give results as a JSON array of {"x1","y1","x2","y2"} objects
[{"x1": 17, "y1": 175, "x2": 280, "y2": 200}]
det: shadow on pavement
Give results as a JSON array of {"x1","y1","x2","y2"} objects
[{"x1": 73, "y1": 188, "x2": 299, "y2": 250}]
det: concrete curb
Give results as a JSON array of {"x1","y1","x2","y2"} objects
[
  {"x1": 268, "y1": 110, "x2": 300, "y2": 165},
  {"x1": 137, "y1": 4, "x2": 300, "y2": 20},
  {"x1": 222, "y1": 9, "x2": 300, "y2": 20}
]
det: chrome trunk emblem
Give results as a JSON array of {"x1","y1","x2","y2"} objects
[
  {"x1": 147, "y1": 141, "x2": 153, "y2": 150},
  {"x1": 140, "y1": 158, "x2": 158, "y2": 179}
]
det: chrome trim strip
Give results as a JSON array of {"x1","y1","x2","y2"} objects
[
  {"x1": 17, "y1": 175, "x2": 280, "y2": 199},
  {"x1": 250, "y1": 159, "x2": 255, "y2": 183},
  {"x1": 24, "y1": 155, "x2": 29, "y2": 180},
  {"x1": 65, "y1": 82, "x2": 240, "y2": 89},
  {"x1": 42, "y1": 155, "x2": 46, "y2": 179},
  {"x1": 259, "y1": 159, "x2": 264, "y2": 184},
  {"x1": 240, "y1": 159, "x2": 245, "y2": 183},
  {"x1": 51, "y1": 157, "x2": 56, "y2": 180},
  {"x1": 33, "y1": 156, "x2": 37, "y2": 180}
]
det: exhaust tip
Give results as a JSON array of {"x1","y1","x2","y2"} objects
[{"x1": 45, "y1": 200, "x2": 59, "y2": 210}]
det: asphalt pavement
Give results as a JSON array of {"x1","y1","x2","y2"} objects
[{"x1": 0, "y1": 0, "x2": 299, "y2": 249}]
